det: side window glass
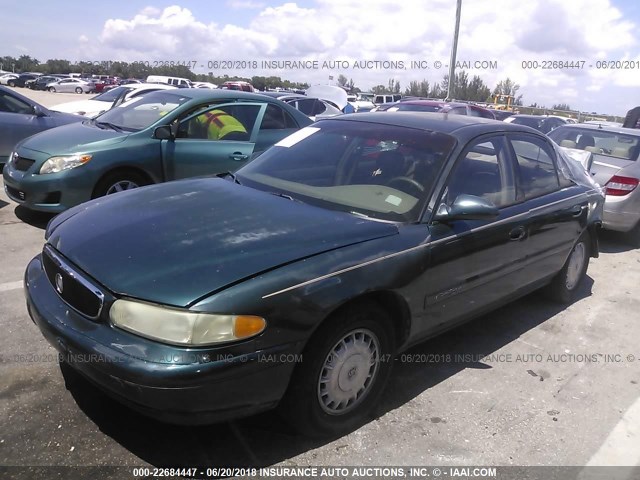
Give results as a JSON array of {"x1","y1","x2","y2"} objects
[
  {"x1": 511, "y1": 137, "x2": 560, "y2": 199},
  {"x1": 444, "y1": 137, "x2": 515, "y2": 208},
  {"x1": 295, "y1": 99, "x2": 315, "y2": 116},
  {"x1": 180, "y1": 104, "x2": 260, "y2": 141},
  {"x1": 467, "y1": 107, "x2": 482, "y2": 117},
  {"x1": 260, "y1": 104, "x2": 296, "y2": 130},
  {"x1": 449, "y1": 107, "x2": 467, "y2": 116},
  {"x1": 312, "y1": 100, "x2": 327, "y2": 116},
  {"x1": 0, "y1": 92, "x2": 32, "y2": 114}
]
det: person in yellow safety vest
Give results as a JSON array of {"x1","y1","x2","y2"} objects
[{"x1": 192, "y1": 109, "x2": 248, "y2": 140}]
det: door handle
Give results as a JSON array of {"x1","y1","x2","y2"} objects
[
  {"x1": 571, "y1": 205, "x2": 587, "y2": 217},
  {"x1": 509, "y1": 226, "x2": 526, "y2": 241},
  {"x1": 229, "y1": 152, "x2": 249, "y2": 161}
]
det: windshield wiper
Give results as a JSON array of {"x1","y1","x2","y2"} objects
[
  {"x1": 270, "y1": 192, "x2": 300, "y2": 202},
  {"x1": 95, "y1": 121, "x2": 123, "y2": 132}
]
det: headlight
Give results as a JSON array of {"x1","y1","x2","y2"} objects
[
  {"x1": 109, "y1": 299, "x2": 266, "y2": 346},
  {"x1": 39, "y1": 154, "x2": 92, "y2": 174}
]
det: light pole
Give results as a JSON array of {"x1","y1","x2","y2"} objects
[{"x1": 445, "y1": 0, "x2": 462, "y2": 101}]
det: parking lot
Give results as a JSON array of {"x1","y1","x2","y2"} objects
[{"x1": 1, "y1": 88, "x2": 640, "y2": 473}]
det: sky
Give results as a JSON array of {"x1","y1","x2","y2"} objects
[{"x1": 1, "y1": 0, "x2": 639, "y2": 116}]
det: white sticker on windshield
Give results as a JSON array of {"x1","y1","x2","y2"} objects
[
  {"x1": 275, "y1": 127, "x2": 321, "y2": 148},
  {"x1": 385, "y1": 195, "x2": 402, "y2": 206}
]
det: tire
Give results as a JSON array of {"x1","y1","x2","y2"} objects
[
  {"x1": 75, "y1": 87, "x2": 83, "y2": 94},
  {"x1": 279, "y1": 301, "x2": 396, "y2": 437},
  {"x1": 49, "y1": 87, "x2": 56, "y2": 92},
  {"x1": 8, "y1": 80, "x2": 15, "y2": 87},
  {"x1": 545, "y1": 232, "x2": 591, "y2": 303},
  {"x1": 93, "y1": 171, "x2": 149, "y2": 198}
]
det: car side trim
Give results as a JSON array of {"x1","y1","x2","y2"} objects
[{"x1": 262, "y1": 190, "x2": 596, "y2": 299}]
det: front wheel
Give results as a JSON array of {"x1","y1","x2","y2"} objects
[
  {"x1": 545, "y1": 233, "x2": 591, "y2": 303},
  {"x1": 280, "y1": 302, "x2": 395, "y2": 436},
  {"x1": 8, "y1": 80, "x2": 16, "y2": 87},
  {"x1": 48, "y1": 87, "x2": 56, "y2": 92},
  {"x1": 93, "y1": 171, "x2": 149, "y2": 198}
]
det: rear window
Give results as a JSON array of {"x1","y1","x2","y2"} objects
[{"x1": 549, "y1": 127, "x2": 640, "y2": 161}]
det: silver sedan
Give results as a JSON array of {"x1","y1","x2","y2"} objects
[
  {"x1": 550, "y1": 124, "x2": 640, "y2": 246},
  {"x1": 46, "y1": 78, "x2": 95, "y2": 94}
]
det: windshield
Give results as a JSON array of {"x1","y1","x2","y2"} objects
[
  {"x1": 511, "y1": 117, "x2": 543, "y2": 129},
  {"x1": 549, "y1": 127, "x2": 640, "y2": 161},
  {"x1": 92, "y1": 86, "x2": 136, "y2": 103},
  {"x1": 236, "y1": 120, "x2": 455, "y2": 222},
  {"x1": 95, "y1": 91, "x2": 190, "y2": 131}
]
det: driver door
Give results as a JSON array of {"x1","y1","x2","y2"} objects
[{"x1": 160, "y1": 102, "x2": 265, "y2": 180}]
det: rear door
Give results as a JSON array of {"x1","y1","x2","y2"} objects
[
  {"x1": 506, "y1": 133, "x2": 589, "y2": 284},
  {"x1": 161, "y1": 102, "x2": 264, "y2": 180}
]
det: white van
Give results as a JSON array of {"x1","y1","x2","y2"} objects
[{"x1": 146, "y1": 75, "x2": 192, "y2": 88}]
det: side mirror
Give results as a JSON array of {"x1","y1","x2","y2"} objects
[
  {"x1": 32, "y1": 105, "x2": 47, "y2": 117},
  {"x1": 154, "y1": 125, "x2": 175, "y2": 140},
  {"x1": 433, "y1": 194, "x2": 499, "y2": 223}
]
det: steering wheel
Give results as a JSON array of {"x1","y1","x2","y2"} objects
[{"x1": 387, "y1": 176, "x2": 425, "y2": 196}]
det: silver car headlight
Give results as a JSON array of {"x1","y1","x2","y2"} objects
[
  {"x1": 109, "y1": 299, "x2": 266, "y2": 346},
  {"x1": 39, "y1": 154, "x2": 92, "y2": 174}
]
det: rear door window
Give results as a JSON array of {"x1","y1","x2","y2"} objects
[{"x1": 509, "y1": 135, "x2": 560, "y2": 199}]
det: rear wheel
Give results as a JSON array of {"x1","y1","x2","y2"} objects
[
  {"x1": 75, "y1": 87, "x2": 83, "y2": 94},
  {"x1": 545, "y1": 232, "x2": 590, "y2": 303},
  {"x1": 280, "y1": 302, "x2": 395, "y2": 437},
  {"x1": 93, "y1": 171, "x2": 149, "y2": 198},
  {"x1": 8, "y1": 80, "x2": 15, "y2": 87}
]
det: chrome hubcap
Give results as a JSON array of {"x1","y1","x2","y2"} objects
[
  {"x1": 317, "y1": 328, "x2": 380, "y2": 415},
  {"x1": 566, "y1": 242, "x2": 586, "y2": 290},
  {"x1": 106, "y1": 180, "x2": 139, "y2": 195}
]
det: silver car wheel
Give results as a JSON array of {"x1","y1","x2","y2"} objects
[
  {"x1": 105, "y1": 180, "x2": 139, "y2": 195},
  {"x1": 565, "y1": 242, "x2": 586, "y2": 290},
  {"x1": 317, "y1": 328, "x2": 380, "y2": 415}
]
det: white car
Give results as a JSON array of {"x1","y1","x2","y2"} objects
[
  {"x1": 50, "y1": 83, "x2": 177, "y2": 118},
  {"x1": 0, "y1": 73, "x2": 18, "y2": 85},
  {"x1": 192, "y1": 82, "x2": 218, "y2": 89},
  {"x1": 46, "y1": 78, "x2": 96, "y2": 94}
]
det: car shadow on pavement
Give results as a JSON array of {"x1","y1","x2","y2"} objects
[
  {"x1": 13, "y1": 206, "x2": 56, "y2": 229},
  {"x1": 597, "y1": 231, "x2": 637, "y2": 253},
  {"x1": 61, "y1": 278, "x2": 594, "y2": 468}
]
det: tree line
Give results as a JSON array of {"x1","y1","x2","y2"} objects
[{"x1": 3, "y1": 54, "x2": 546, "y2": 108}]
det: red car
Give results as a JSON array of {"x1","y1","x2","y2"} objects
[
  {"x1": 381, "y1": 99, "x2": 497, "y2": 119},
  {"x1": 93, "y1": 78, "x2": 119, "y2": 93}
]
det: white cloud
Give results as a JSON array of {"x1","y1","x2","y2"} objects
[
  {"x1": 72, "y1": 0, "x2": 639, "y2": 114},
  {"x1": 227, "y1": 0, "x2": 266, "y2": 8}
]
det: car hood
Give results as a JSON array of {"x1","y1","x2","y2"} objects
[
  {"x1": 51, "y1": 99, "x2": 111, "y2": 117},
  {"x1": 17, "y1": 121, "x2": 128, "y2": 155},
  {"x1": 46, "y1": 178, "x2": 399, "y2": 307}
]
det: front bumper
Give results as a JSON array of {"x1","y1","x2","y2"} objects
[
  {"x1": 24, "y1": 254, "x2": 297, "y2": 424},
  {"x1": 3, "y1": 158, "x2": 96, "y2": 213}
]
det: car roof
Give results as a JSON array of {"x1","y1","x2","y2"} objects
[
  {"x1": 400, "y1": 99, "x2": 466, "y2": 107},
  {"x1": 156, "y1": 88, "x2": 274, "y2": 102},
  {"x1": 330, "y1": 112, "x2": 535, "y2": 136},
  {"x1": 554, "y1": 123, "x2": 640, "y2": 136}
]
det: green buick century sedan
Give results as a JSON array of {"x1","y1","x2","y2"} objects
[
  {"x1": 24, "y1": 114, "x2": 604, "y2": 436},
  {"x1": 3, "y1": 89, "x2": 312, "y2": 212}
]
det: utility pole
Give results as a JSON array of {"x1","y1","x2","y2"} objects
[{"x1": 446, "y1": 0, "x2": 462, "y2": 101}]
